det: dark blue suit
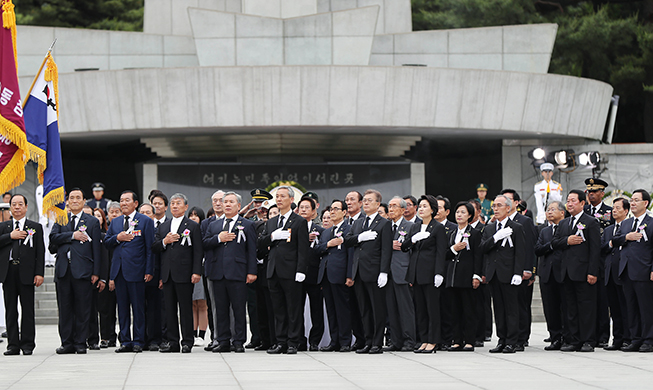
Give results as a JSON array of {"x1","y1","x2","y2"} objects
[
  {"x1": 317, "y1": 221, "x2": 354, "y2": 348},
  {"x1": 301, "y1": 222, "x2": 325, "y2": 348},
  {"x1": 203, "y1": 215, "x2": 257, "y2": 346},
  {"x1": 601, "y1": 222, "x2": 630, "y2": 346},
  {"x1": 105, "y1": 212, "x2": 155, "y2": 347},
  {"x1": 613, "y1": 215, "x2": 653, "y2": 347},
  {"x1": 50, "y1": 212, "x2": 102, "y2": 350}
]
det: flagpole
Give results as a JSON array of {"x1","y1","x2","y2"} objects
[{"x1": 22, "y1": 39, "x2": 57, "y2": 108}]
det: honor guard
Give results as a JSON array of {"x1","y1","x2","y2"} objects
[
  {"x1": 241, "y1": 188, "x2": 273, "y2": 221},
  {"x1": 475, "y1": 183, "x2": 493, "y2": 221},
  {"x1": 86, "y1": 183, "x2": 110, "y2": 214},
  {"x1": 533, "y1": 163, "x2": 563, "y2": 225}
]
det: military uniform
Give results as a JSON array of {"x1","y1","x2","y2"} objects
[
  {"x1": 533, "y1": 163, "x2": 563, "y2": 225},
  {"x1": 475, "y1": 183, "x2": 493, "y2": 221}
]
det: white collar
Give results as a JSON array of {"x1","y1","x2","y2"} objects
[
  {"x1": 155, "y1": 215, "x2": 166, "y2": 224},
  {"x1": 125, "y1": 210, "x2": 137, "y2": 221},
  {"x1": 392, "y1": 217, "x2": 404, "y2": 226},
  {"x1": 334, "y1": 220, "x2": 344, "y2": 230},
  {"x1": 509, "y1": 211, "x2": 518, "y2": 220},
  {"x1": 171, "y1": 215, "x2": 184, "y2": 223},
  {"x1": 590, "y1": 202, "x2": 604, "y2": 211},
  {"x1": 13, "y1": 216, "x2": 26, "y2": 229},
  {"x1": 350, "y1": 212, "x2": 361, "y2": 221},
  {"x1": 407, "y1": 215, "x2": 417, "y2": 223},
  {"x1": 279, "y1": 209, "x2": 293, "y2": 222}
]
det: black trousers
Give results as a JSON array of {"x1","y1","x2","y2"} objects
[
  {"x1": 162, "y1": 280, "x2": 194, "y2": 348},
  {"x1": 203, "y1": 274, "x2": 215, "y2": 339},
  {"x1": 475, "y1": 283, "x2": 492, "y2": 342},
  {"x1": 87, "y1": 282, "x2": 100, "y2": 345},
  {"x1": 622, "y1": 271, "x2": 653, "y2": 346},
  {"x1": 349, "y1": 286, "x2": 365, "y2": 344},
  {"x1": 450, "y1": 287, "x2": 477, "y2": 346},
  {"x1": 413, "y1": 283, "x2": 441, "y2": 344},
  {"x1": 268, "y1": 274, "x2": 303, "y2": 347},
  {"x1": 3, "y1": 264, "x2": 35, "y2": 352},
  {"x1": 144, "y1": 284, "x2": 162, "y2": 346},
  {"x1": 386, "y1": 279, "x2": 416, "y2": 349},
  {"x1": 354, "y1": 277, "x2": 387, "y2": 347},
  {"x1": 56, "y1": 267, "x2": 93, "y2": 349},
  {"x1": 540, "y1": 278, "x2": 567, "y2": 342},
  {"x1": 489, "y1": 278, "x2": 519, "y2": 346},
  {"x1": 596, "y1": 275, "x2": 611, "y2": 343},
  {"x1": 517, "y1": 279, "x2": 534, "y2": 344},
  {"x1": 301, "y1": 282, "x2": 325, "y2": 347},
  {"x1": 322, "y1": 276, "x2": 352, "y2": 348},
  {"x1": 563, "y1": 275, "x2": 597, "y2": 346},
  {"x1": 246, "y1": 281, "x2": 260, "y2": 344},
  {"x1": 256, "y1": 266, "x2": 276, "y2": 347},
  {"x1": 605, "y1": 275, "x2": 629, "y2": 345},
  {"x1": 97, "y1": 286, "x2": 117, "y2": 342},
  {"x1": 439, "y1": 287, "x2": 453, "y2": 345},
  {"x1": 213, "y1": 279, "x2": 248, "y2": 345}
]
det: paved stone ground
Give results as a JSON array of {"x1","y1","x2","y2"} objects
[{"x1": 1, "y1": 323, "x2": 652, "y2": 390}]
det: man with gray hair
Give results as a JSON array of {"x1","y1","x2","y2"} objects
[
  {"x1": 200, "y1": 190, "x2": 224, "y2": 351},
  {"x1": 152, "y1": 193, "x2": 203, "y2": 353}
]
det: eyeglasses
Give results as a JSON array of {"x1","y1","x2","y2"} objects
[
  {"x1": 491, "y1": 203, "x2": 506, "y2": 209},
  {"x1": 330, "y1": 207, "x2": 342, "y2": 211},
  {"x1": 362, "y1": 198, "x2": 376, "y2": 204},
  {"x1": 388, "y1": 204, "x2": 402, "y2": 209}
]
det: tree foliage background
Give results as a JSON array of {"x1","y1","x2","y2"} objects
[{"x1": 12, "y1": 0, "x2": 652, "y2": 142}]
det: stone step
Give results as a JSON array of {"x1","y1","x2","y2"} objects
[
  {"x1": 44, "y1": 267, "x2": 54, "y2": 276},
  {"x1": 35, "y1": 291, "x2": 56, "y2": 301},
  {"x1": 35, "y1": 282, "x2": 56, "y2": 292},
  {"x1": 35, "y1": 308, "x2": 59, "y2": 318},
  {"x1": 35, "y1": 316, "x2": 58, "y2": 325},
  {"x1": 36, "y1": 300, "x2": 58, "y2": 309}
]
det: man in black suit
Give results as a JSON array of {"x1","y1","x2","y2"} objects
[
  {"x1": 468, "y1": 198, "x2": 491, "y2": 346},
  {"x1": 552, "y1": 189, "x2": 601, "y2": 352},
  {"x1": 583, "y1": 178, "x2": 613, "y2": 347},
  {"x1": 50, "y1": 188, "x2": 103, "y2": 354},
  {"x1": 480, "y1": 194, "x2": 526, "y2": 354},
  {"x1": 258, "y1": 186, "x2": 309, "y2": 355},
  {"x1": 613, "y1": 189, "x2": 653, "y2": 352},
  {"x1": 202, "y1": 191, "x2": 257, "y2": 353},
  {"x1": 146, "y1": 192, "x2": 168, "y2": 351},
  {"x1": 200, "y1": 189, "x2": 224, "y2": 351},
  {"x1": 403, "y1": 195, "x2": 421, "y2": 225},
  {"x1": 344, "y1": 189, "x2": 392, "y2": 354},
  {"x1": 344, "y1": 190, "x2": 366, "y2": 349},
  {"x1": 600, "y1": 197, "x2": 630, "y2": 350},
  {"x1": 297, "y1": 197, "x2": 325, "y2": 351},
  {"x1": 534, "y1": 200, "x2": 567, "y2": 350},
  {"x1": 500, "y1": 189, "x2": 537, "y2": 350},
  {"x1": 0, "y1": 194, "x2": 45, "y2": 355},
  {"x1": 384, "y1": 196, "x2": 416, "y2": 352},
  {"x1": 317, "y1": 200, "x2": 354, "y2": 352},
  {"x1": 152, "y1": 193, "x2": 203, "y2": 353}
]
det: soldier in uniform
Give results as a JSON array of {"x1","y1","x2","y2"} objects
[
  {"x1": 475, "y1": 184, "x2": 493, "y2": 222},
  {"x1": 584, "y1": 178, "x2": 613, "y2": 233},
  {"x1": 239, "y1": 188, "x2": 273, "y2": 222},
  {"x1": 86, "y1": 183, "x2": 110, "y2": 215},
  {"x1": 533, "y1": 163, "x2": 563, "y2": 225}
]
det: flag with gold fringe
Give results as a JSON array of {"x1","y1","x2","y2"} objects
[
  {"x1": 23, "y1": 51, "x2": 67, "y2": 224},
  {"x1": 0, "y1": 0, "x2": 27, "y2": 193}
]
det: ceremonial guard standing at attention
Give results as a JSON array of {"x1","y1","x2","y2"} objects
[{"x1": 533, "y1": 163, "x2": 563, "y2": 225}]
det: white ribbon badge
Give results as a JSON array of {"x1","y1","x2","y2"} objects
[
  {"x1": 23, "y1": 234, "x2": 33, "y2": 247},
  {"x1": 237, "y1": 229, "x2": 246, "y2": 244},
  {"x1": 575, "y1": 230, "x2": 586, "y2": 241},
  {"x1": 501, "y1": 236, "x2": 513, "y2": 248}
]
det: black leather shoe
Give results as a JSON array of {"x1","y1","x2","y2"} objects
[
  {"x1": 514, "y1": 344, "x2": 525, "y2": 352},
  {"x1": 181, "y1": 345, "x2": 192, "y2": 353},
  {"x1": 621, "y1": 343, "x2": 640, "y2": 352},
  {"x1": 355, "y1": 345, "x2": 371, "y2": 354},
  {"x1": 267, "y1": 344, "x2": 287, "y2": 354},
  {"x1": 1, "y1": 331, "x2": 7, "y2": 338},
  {"x1": 245, "y1": 341, "x2": 260, "y2": 349},
  {"x1": 544, "y1": 340, "x2": 563, "y2": 351},
  {"x1": 489, "y1": 344, "x2": 505, "y2": 353},
  {"x1": 296, "y1": 344, "x2": 307, "y2": 352},
  {"x1": 484, "y1": 336, "x2": 491, "y2": 342},
  {"x1": 448, "y1": 344, "x2": 464, "y2": 351},
  {"x1": 400, "y1": 345, "x2": 414, "y2": 352},
  {"x1": 132, "y1": 345, "x2": 143, "y2": 353},
  {"x1": 76, "y1": 348, "x2": 87, "y2": 354},
  {"x1": 603, "y1": 344, "x2": 621, "y2": 351},
  {"x1": 88, "y1": 344, "x2": 100, "y2": 351},
  {"x1": 148, "y1": 343, "x2": 159, "y2": 352},
  {"x1": 543, "y1": 337, "x2": 551, "y2": 343},
  {"x1": 597, "y1": 340, "x2": 608, "y2": 348},
  {"x1": 383, "y1": 344, "x2": 399, "y2": 352},
  {"x1": 369, "y1": 346, "x2": 383, "y2": 354},
  {"x1": 474, "y1": 341, "x2": 484, "y2": 348},
  {"x1": 560, "y1": 344, "x2": 578, "y2": 352},
  {"x1": 100, "y1": 340, "x2": 109, "y2": 349},
  {"x1": 115, "y1": 345, "x2": 133, "y2": 353},
  {"x1": 212, "y1": 344, "x2": 231, "y2": 353},
  {"x1": 254, "y1": 344, "x2": 270, "y2": 351},
  {"x1": 579, "y1": 343, "x2": 594, "y2": 352},
  {"x1": 351, "y1": 342, "x2": 365, "y2": 351},
  {"x1": 204, "y1": 340, "x2": 219, "y2": 351},
  {"x1": 22, "y1": 350, "x2": 33, "y2": 355},
  {"x1": 4, "y1": 349, "x2": 19, "y2": 356},
  {"x1": 159, "y1": 344, "x2": 179, "y2": 353},
  {"x1": 339, "y1": 346, "x2": 351, "y2": 352},
  {"x1": 234, "y1": 345, "x2": 245, "y2": 353},
  {"x1": 107, "y1": 340, "x2": 117, "y2": 348},
  {"x1": 309, "y1": 344, "x2": 319, "y2": 352},
  {"x1": 320, "y1": 344, "x2": 339, "y2": 352},
  {"x1": 286, "y1": 346, "x2": 298, "y2": 354},
  {"x1": 56, "y1": 346, "x2": 76, "y2": 354},
  {"x1": 502, "y1": 345, "x2": 517, "y2": 354},
  {"x1": 639, "y1": 343, "x2": 653, "y2": 352}
]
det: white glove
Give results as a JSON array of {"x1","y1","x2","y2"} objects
[
  {"x1": 295, "y1": 272, "x2": 306, "y2": 282},
  {"x1": 411, "y1": 231, "x2": 430, "y2": 243},
  {"x1": 271, "y1": 228, "x2": 290, "y2": 241},
  {"x1": 358, "y1": 230, "x2": 378, "y2": 242},
  {"x1": 510, "y1": 274, "x2": 522, "y2": 285},
  {"x1": 493, "y1": 227, "x2": 513, "y2": 243},
  {"x1": 377, "y1": 272, "x2": 388, "y2": 288},
  {"x1": 434, "y1": 274, "x2": 444, "y2": 288}
]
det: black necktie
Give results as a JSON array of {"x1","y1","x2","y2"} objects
[
  {"x1": 552, "y1": 225, "x2": 557, "y2": 236},
  {"x1": 363, "y1": 216, "x2": 370, "y2": 230},
  {"x1": 497, "y1": 222, "x2": 502, "y2": 231},
  {"x1": 632, "y1": 219, "x2": 640, "y2": 233},
  {"x1": 123, "y1": 215, "x2": 129, "y2": 231},
  {"x1": 570, "y1": 217, "x2": 576, "y2": 229},
  {"x1": 278, "y1": 215, "x2": 284, "y2": 229},
  {"x1": 615, "y1": 223, "x2": 620, "y2": 233},
  {"x1": 392, "y1": 223, "x2": 397, "y2": 235},
  {"x1": 224, "y1": 218, "x2": 233, "y2": 232},
  {"x1": 70, "y1": 214, "x2": 77, "y2": 230},
  {"x1": 592, "y1": 207, "x2": 596, "y2": 215},
  {"x1": 12, "y1": 220, "x2": 20, "y2": 257},
  {"x1": 156, "y1": 220, "x2": 161, "y2": 229}
]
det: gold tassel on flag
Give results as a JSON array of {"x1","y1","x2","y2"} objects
[{"x1": 2, "y1": 0, "x2": 18, "y2": 72}]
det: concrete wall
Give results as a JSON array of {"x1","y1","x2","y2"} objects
[
  {"x1": 317, "y1": 0, "x2": 412, "y2": 35},
  {"x1": 370, "y1": 24, "x2": 558, "y2": 74},
  {"x1": 22, "y1": 65, "x2": 610, "y2": 141}
]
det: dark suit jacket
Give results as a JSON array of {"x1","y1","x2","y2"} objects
[
  {"x1": 613, "y1": 215, "x2": 653, "y2": 281},
  {"x1": 551, "y1": 212, "x2": 601, "y2": 281},
  {"x1": 305, "y1": 222, "x2": 325, "y2": 285},
  {"x1": 105, "y1": 212, "x2": 155, "y2": 282},
  {"x1": 317, "y1": 222, "x2": 354, "y2": 285},
  {"x1": 401, "y1": 219, "x2": 447, "y2": 285},
  {"x1": 534, "y1": 224, "x2": 564, "y2": 284},
  {"x1": 0, "y1": 219, "x2": 45, "y2": 285},
  {"x1": 389, "y1": 218, "x2": 413, "y2": 285},
  {"x1": 50, "y1": 212, "x2": 102, "y2": 281},
  {"x1": 445, "y1": 224, "x2": 482, "y2": 288},
  {"x1": 584, "y1": 203, "x2": 614, "y2": 232},
  {"x1": 601, "y1": 223, "x2": 622, "y2": 285},
  {"x1": 513, "y1": 213, "x2": 537, "y2": 273},
  {"x1": 344, "y1": 214, "x2": 392, "y2": 283},
  {"x1": 202, "y1": 215, "x2": 257, "y2": 282},
  {"x1": 152, "y1": 216, "x2": 203, "y2": 283},
  {"x1": 480, "y1": 218, "x2": 526, "y2": 284},
  {"x1": 258, "y1": 212, "x2": 308, "y2": 279},
  {"x1": 201, "y1": 215, "x2": 219, "y2": 278}
]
